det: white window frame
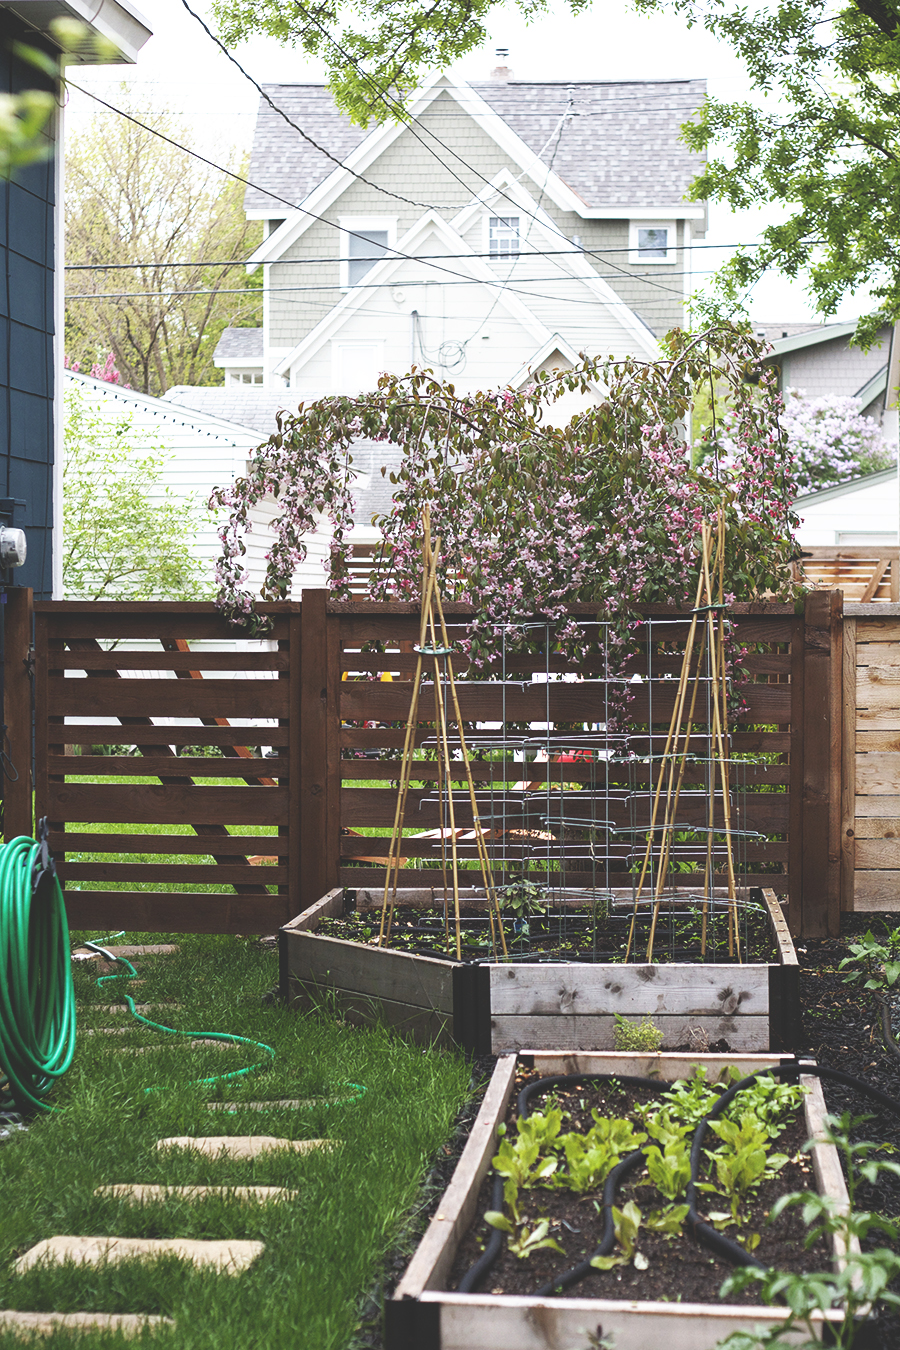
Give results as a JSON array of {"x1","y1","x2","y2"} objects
[
  {"x1": 629, "y1": 220, "x2": 677, "y2": 265},
  {"x1": 339, "y1": 216, "x2": 397, "y2": 290},
  {"x1": 227, "y1": 369, "x2": 264, "y2": 386},
  {"x1": 484, "y1": 213, "x2": 522, "y2": 261}
]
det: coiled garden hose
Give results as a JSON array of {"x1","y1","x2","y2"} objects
[
  {"x1": 459, "y1": 1059, "x2": 900, "y2": 1297},
  {"x1": 0, "y1": 834, "x2": 76, "y2": 1113}
]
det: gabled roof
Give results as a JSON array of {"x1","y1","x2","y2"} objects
[
  {"x1": 214, "y1": 328, "x2": 264, "y2": 364},
  {"x1": 67, "y1": 371, "x2": 263, "y2": 444},
  {"x1": 763, "y1": 322, "x2": 858, "y2": 360},
  {"x1": 163, "y1": 387, "x2": 304, "y2": 436},
  {"x1": 855, "y1": 364, "x2": 888, "y2": 408},
  {"x1": 243, "y1": 75, "x2": 706, "y2": 221}
]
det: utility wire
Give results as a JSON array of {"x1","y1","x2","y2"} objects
[
  {"x1": 66, "y1": 80, "x2": 687, "y2": 309},
  {"x1": 63, "y1": 241, "x2": 778, "y2": 270},
  {"x1": 175, "y1": 2, "x2": 691, "y2": 303}
]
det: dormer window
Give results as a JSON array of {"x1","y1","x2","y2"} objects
[
  {"x1": 629, "y1": 220, "x2": 676, "y2": 264},
  {"x1": 489, "y1": 216, "x2": 520, "y2": 259},
  {"x1": 340, "y1": 217, "x2": 396, "y2": 289}
]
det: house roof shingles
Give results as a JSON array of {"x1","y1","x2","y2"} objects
[
  {"x1": 243, "y1": 80, "x2": 706, "y2": 215},
  {"x1": 214, "y1": 327, "x2": 265, "y2": 361}
]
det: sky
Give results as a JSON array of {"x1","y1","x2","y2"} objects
[{"x1": 65, "y1": 0, "x2": 868, "y2": 326}]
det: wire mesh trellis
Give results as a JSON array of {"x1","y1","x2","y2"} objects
[{"x1": 407, "y1": 612, "x2": 771, "y2": 966}]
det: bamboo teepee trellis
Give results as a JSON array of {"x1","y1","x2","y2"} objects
[
  {"x1": 377, "y1": 508, "x2": 508, "y2": 960},
  {"x1": 625, "y1": 510, "x2": 741, "y2": 964}
]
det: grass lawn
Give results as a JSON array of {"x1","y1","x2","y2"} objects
[{"x1": 0, "y1": 934, "x2": 471, "y2": 1349}]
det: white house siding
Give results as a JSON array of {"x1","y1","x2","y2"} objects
[
  {"x1": 794, "y1": 470, "x2": 899, "y2": 545},
  {"x1": 65, "y1": 372, "x2": 270, "y2": 595}
]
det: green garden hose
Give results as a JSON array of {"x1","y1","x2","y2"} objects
[{"x1": 0, "y1": 833, "x2": 76, "y2": 1113}]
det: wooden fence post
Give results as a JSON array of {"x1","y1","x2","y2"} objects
[
  {"x1": 800, "y1": 590, "x2": 843, "y2": 937},
  {"x1": 299, "y1": 591, "x2": 340, "y2": 910},
  {"x1": 840, "y1": 615, "x2": 856, "y2": 914},
  {"x1": 3, "y1": 586, "x2": 33, "y2": 841}
]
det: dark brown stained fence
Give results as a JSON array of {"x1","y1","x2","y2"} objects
[
  {"x1": 5, "y1": 590, "x2": 843, "y2": 937},
  {"x1": 31, "y1": 601, "x2": 301, "y2": 935},
  {"x1": 309, "y1": 593, "x2": 842, "y2": 938}
]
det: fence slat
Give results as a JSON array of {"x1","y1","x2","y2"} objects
[
  {"x1": 47, "y1": 783, "x2": 288, "y2": 827},
  {"x1": 3, "y1": 587, "x2": 33, "y2": 841},
  {"x1": 49, "y1": 678, "x2": 288, "y2": 719}
]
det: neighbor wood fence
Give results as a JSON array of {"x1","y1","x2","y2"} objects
[{"x1": 0, "y1": 590, "x2": 847, "y2": 937}]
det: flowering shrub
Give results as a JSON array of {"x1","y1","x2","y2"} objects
[
  {"x1": 209, "y1": 324, "x2": 802, "y2": 657},
  {"x1": 64, "y1": 351, "x2": 130, "y2": 388},
  {"x1": 780, "y1": 389, "x2": 895, "y2": 492}
]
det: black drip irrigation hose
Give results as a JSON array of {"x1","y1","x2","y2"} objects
[{"x1": 458, "y1": 1057, "x2": 900, "y2": 1298}]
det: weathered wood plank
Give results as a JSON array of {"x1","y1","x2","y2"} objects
[
  {"x1": 49, "y1": 756, "x2": 288, "y2": 780},
  {"x1": 855, "y1": 838, "x2": 900, "y2": 868},
  {"x1": 855, "y1": 795, "x2": 900, "y2": 817},
  {"x1": 857, "y1": 730, "x2": 900, "y2": 752},
  {"x1": 488, "y1": 963, "x2": 768, "y2": 1017},
  {"x1": 58, "y1": 725, "x2": 289, "y2": 748},
  {"x1": 525, "y1": 1050, "x2": 780, "y2": 1077},
  {"x1": 852, "y1": 818, "x2": 900, "y2": 841},
  {"x1": 843, "y1": 617, "x2": 856, "y2": 914},
  {"x1": 489, "y1": 1013, "x2": 770, "y2": 1053},
  {"x1": 61, "y1": 892, "x2": 291, "y2": 933},
  {"x1": 286, "y1": 931, "x2": 455, "y2": 1011},
  {"x1": 47, "y1": 784, "x2": 289, "y2": 827},
  {"x1": 282, "y1": 887, "x2": 345, "y2": 932},
  {"x1": 48, "y1": 678, "x2": 288, "y2": 719},
  {"x1": 853, "y1": 619, "x2": 900, "y2": 641},
  {"x1": 58, "y1": 862, "x2": 286, "y2": 884},
  {"x1": 288, "y1": 983, "x2": 454, "y2": 1045},
  {"x1": 56, "y1": 650, "x2": 287, "y2": 671},
  {"x1": 51, "y1": 832, "x2": 285, "y2": 855},
  {"x1": 850, "y1": 872, "x2": 900, "y2": 908},
  {"x1": 855, "y1": 752, "x2": 900, "y2": 795},
  {"x1": 803, "y1": 1074, "x2": 855, "y2": 1268},
  {"x1": 761, "y1": 889, "x2": 797, "y2": 967},
  {"x1": 854, "y1": 706, "x2": 900, "y2": 731},
  {"x1": 429, "y1": 1293, "x2": 840, "y2": 1350},
  {"x1": 396, "y1": 1056, "x2": 518, "y2": 1299}
]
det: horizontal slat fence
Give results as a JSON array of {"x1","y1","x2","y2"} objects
[
  {"x1": 31, "y1": 601, "x2": 300, "y2": 934},
  {"x1": 3, "y1": 591, "x2": 843, "y2": 936}
]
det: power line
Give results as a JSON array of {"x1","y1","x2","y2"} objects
[
  {"x1": 65, "y1": 81, "x2": 689, "y2": 313},
  {"x1": 63, "y1": 241, "x2": 775, "y2": 271},
  {"x1": 174, "y1": 2, "x2": 690, "y2": 305}
]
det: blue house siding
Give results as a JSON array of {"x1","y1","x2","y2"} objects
[{"x1": 0, "y1": 11, "x2": 56, "y2": 599}]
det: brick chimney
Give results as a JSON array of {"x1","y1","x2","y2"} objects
[{"x1": 491, "y1": 47, "x2": 512, "y2": 79}]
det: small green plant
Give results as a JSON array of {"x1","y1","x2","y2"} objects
[
  {"x1": 492, "y1": 1109, "x2": 564, "y2": 1188},
  {"x1": 590, "y1": 1200, "x2": 649, "y2": 1271},
  {"x1": 560, "y1": 1113, "x2": 647, "y2": 1192},
  {"x1": 613, "y1": 1013, "x2": 664, "y2": 1052},
  {"x1": 702, "y1": 1114, "x2": 789, "y2": 1224},
  {"x1": 839, "y1": 927, "x2": 900, "y2": 994},
  {"x1": 498, "y1": 876, "x2": 548, "y2": 919},
  {"x1": 659, "y1": 1066, "x2": 725, "y2": 1128},
  {"x1": 730, "y1": 1074, "x2": 806, "y2": 1140},
  {"x1": 716, "y1": 1114, "x2": 900, "y2": 1349},
  {"x1": 483, "y1": 1208, "x2": 566, "y2": 1261},
  {"x1": 644, "y1": 1137, "x2": 691, "y2": 1201}
]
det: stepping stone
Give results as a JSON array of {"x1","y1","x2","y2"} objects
[
  {"x1": 104, "y1": 945, "x2": 178, "y2": 958},
  {"x1": 113, "y1": 1040, "x2": 235, "y2": 1053},
  {"x1": 156, "y1": 1135, "x2": 334, "y2": 1159},
  {"x1": 95, "y1": 1184, "x2": 296, "y2": 1203},
  {"x1": 95, "y1": 1005, "x2": 182, "y2": 1015},
  {"x1": 14, "y1": 1236, "x2": 262, "y2": 1275},
  {"x1": 205, "y1": 1097, "x2": 356, "y2": 1112},
  {"x1": 0, "y1": 1311, "x2": 173, "y2": 1337}
]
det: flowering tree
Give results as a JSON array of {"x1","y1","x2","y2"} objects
[
  {"x1": 64, "y1": 351, "x2": 130, "y2": 388},
  {"x1": 779, "y1": 389, "x2": 895, "y2": 493},
  {"x1": 210, "y1": 325, "x2": 801, "y2": 660}
]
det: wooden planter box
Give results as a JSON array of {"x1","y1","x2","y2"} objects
[
  {"x1": 279, "y1": 887, "x2": 800, "y2": 1054},
  {"x1": 387, "y1": 1052, "x2": 848, "y2": 1350}
]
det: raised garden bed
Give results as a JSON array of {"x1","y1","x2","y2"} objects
[
  {"x1": 386, "y1": 1051, "x2": 847, "y2": 1350},
  {"x1": 279, "y1": 887, "x2": 800, "y2": 1054}
]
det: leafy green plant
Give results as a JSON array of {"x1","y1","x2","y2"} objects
[
  {"x1": 730, "y1": 1075, "x2": 806, "y2": 1140},
  {"x1": 613, "y1": 1014, "x2": 664, "y2": 1053},
  {"x1": 559, "y1": 1114, "x2": 647, "y2": 1192},
  {"x1": 644, "y1": 1137, "x2": 691, "y2": 1201},
  {"x1": 498, "y1": 876, "x2": 548, "y2": 919},
  {"x1": 703, "y1": 1115, "x2": 789, "y2": 1223},
  {"x1": 659, "y1": 1066, "x2": 725, "y2": 1128},
  {"x1": 839, "y1": 928, "x2": 900, "y2": 995},
  {"x1": 591, "y1": 1201, "x2": 648, "y2": 1271},
  {"x1": 716, "y1": 1114, "x2": 900, "y2": 1349},
  {"x1": 492, "y1": 1109, "x2": 563, "y2": 1189},
  {"x1": 646, "y1": 1202, "x2": 689, "y2": 1236},
  {"x1": 483, "y1": 1209, "x2": 566, "y2": 1261}
]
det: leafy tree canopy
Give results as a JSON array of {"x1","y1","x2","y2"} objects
[
  {"x1": 65, "y1": 94, "x2": 262, "y2": 395},
  {"x1": 211, "y1": 0, "x2": 900, "y2": 340}
]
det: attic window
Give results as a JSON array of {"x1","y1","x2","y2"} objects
[
  {"x1": 347, "y1": 230, "x2": 389, "y2": 286},
  {"x1": 228, "y1": 372, "x2": 264, "y2": 385},
  {"x1": 489, "y1": 216, "x2": 520, "y2": 259},
  {"x1": 629, "y1": 220, "x2": 676, "y2": 264}
]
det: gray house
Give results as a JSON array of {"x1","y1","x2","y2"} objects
[
  {"x1": 212, "y1": 71, "x2": 707, "y2": 395},
  {"x1": 758, "y1": 320, "x2": 893, "y2": 425}
]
